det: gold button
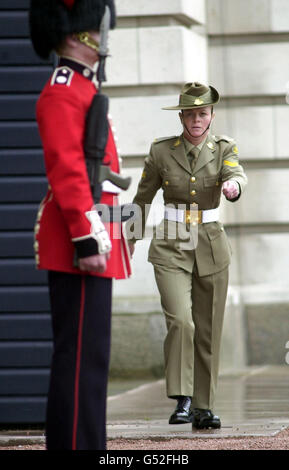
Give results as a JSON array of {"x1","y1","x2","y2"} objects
[
  {"x1": 191, "y1": 177, "x2": 196, "y2": 183},
  {"x1": 190, "y1": 190, "x2": 196, "y2": 196},
  {"x1": 192, "y1": 221, "x2": 197, "y2": 226},
  {"x1": 34, "y1": 240, "x2": 39, "y2": 251},
  {"x1": 165, "y1": 181, "x2": 169, "y2": 186}
]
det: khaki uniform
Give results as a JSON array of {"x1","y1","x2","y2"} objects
[{"x1": 130, "y1": 133, "x2": 247, "y2": 409}]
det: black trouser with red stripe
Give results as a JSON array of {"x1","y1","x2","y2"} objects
[{"x1": 46, "y1": 271, "x2": 112, "y2": 450}]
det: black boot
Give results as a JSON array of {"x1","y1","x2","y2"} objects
[
  {"x1": 169, "y1": 396, "x2": 193, "y2": 424},
  {"x1": 192, "y1": 408, "x2": 221, "y2": 429}
]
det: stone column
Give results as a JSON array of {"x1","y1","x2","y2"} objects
[
  {"x1": 104, "y1": 0, "x2": 210, "y2": 377},
  {"x1": 207, "y1": 0, "x2": 289, "y2": 366}
]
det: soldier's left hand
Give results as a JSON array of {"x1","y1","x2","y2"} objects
[
  {"x1": 78, "y1": 253, "x2": 109, "y2": 273},
  {"x1": 222, "y1": 180, "x2": 239, "y2": 200}
]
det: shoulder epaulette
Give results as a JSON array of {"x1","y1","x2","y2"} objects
[
  {"x1": 153, "y1": 136, "x2": 177, "y2": 144},
  {"x1": 213, "y1": 135, "x2": 234, "y2": 143},
  {"x1": 50, "y1": 66, "x2": 74, "y2": 87}
]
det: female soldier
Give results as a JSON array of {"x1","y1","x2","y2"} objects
[{"x1": 128, "y1": 82, "x2": 247, "y2": 429}]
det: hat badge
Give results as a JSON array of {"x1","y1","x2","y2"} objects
[{"x1": 194, "y1": 98, "x2": 204, "y2": 106}]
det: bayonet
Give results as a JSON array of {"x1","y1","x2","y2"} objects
[
  {"x1": 99, "y1": 6, "x2": 110, "y2": 58},
  {"x1": 97, "y1": 5, "x2": 111, "y2": 91}
]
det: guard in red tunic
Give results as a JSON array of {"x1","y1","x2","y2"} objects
[{"x1": 29, "y1": 0, "x2": 130, "y2": 450}]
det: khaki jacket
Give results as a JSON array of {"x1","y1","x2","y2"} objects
[{"x1": 130, "y1": 134, "x2": 248, "y2": 276}]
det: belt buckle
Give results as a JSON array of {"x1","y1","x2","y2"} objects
[{"x1": 185, "y1": 209, "x2": 202, "y2": 225}]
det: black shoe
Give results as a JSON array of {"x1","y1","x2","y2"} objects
[
  {"x1": 169, "y1": 396, "x2": 194, "y2": 424},
  {"x1": 192, "y1": 408, "x2": 221, "y2": 429}
]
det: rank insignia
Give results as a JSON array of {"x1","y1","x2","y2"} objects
[
  {"x1": 51, "y1": 67, "x2": 74, "y2": 87},
  {"x1": 207, "y1": 142, "x2": 215, "y2": 150},
  {"x1": 224, "y1": 160, "x2": 238, "y2": 167}
]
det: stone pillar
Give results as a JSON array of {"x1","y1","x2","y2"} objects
[
  {"x1": 207, "y1": 0, "x2": 289, "y2": 366},
  {"x1": 104, "y1": 0, "x2": 211, "y2": 377}
]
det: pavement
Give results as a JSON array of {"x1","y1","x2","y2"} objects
[{"x1": 1, "y1": 365, "x2": 289, "y2": 447}]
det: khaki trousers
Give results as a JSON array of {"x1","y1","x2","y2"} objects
[{"x1": 153, "y1": 261, "x2": 229, "y2": 410}]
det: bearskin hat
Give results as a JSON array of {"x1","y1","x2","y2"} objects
[{"x1": 29, "y1": 0, "x2": 116, "y2": 59}]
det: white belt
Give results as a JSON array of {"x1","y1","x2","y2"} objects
[{"x1": 164, "y1": 207, "x2": 220, "y2": 225}]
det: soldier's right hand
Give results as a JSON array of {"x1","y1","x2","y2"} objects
[{"x1": 78, "y1": 254, "x2": 108, "y2": 273}]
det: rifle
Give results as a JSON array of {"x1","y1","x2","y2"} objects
[{"x1": 84, "y1": 6, "x2": 134, "y2": 221}]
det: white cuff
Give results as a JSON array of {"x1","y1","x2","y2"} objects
[{"x1": 85, "y1": 210, "x2": 112, "y2": 254}]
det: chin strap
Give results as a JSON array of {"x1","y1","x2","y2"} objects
[{"x1": 76, "y1": 32, "x2": 100, "y2": 52}]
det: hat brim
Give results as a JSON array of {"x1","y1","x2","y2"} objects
[{"x1": 162, "y1": 86, "x2": 220, "y2": 110}]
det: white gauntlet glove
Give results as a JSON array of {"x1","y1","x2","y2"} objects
[{"x1": 85, "y1": 210, "x2": 112, "y2": 255}]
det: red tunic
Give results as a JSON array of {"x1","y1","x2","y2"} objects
[{"x1": 34, "y1": 58, "x2": 131, "y2": 279}]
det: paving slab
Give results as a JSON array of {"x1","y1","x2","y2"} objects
[{"x1": 0, "y1": 431, "x2": 45, "y2": 447}]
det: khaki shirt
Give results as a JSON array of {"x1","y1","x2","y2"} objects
[
  {"x1": 183, "y1": 135, "x2": 206, "y2": 171},
  {"x1": 183, "y1": 135, "x2": 206, "y2": 154}
]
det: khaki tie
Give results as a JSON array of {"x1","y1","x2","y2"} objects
[{"x1": 189, "y1": 147, "x2": 200, "y2": 171}]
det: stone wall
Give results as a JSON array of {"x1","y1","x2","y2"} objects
[{"x1": 104, "y1": 0, "x2": 289, "y2": 377}]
